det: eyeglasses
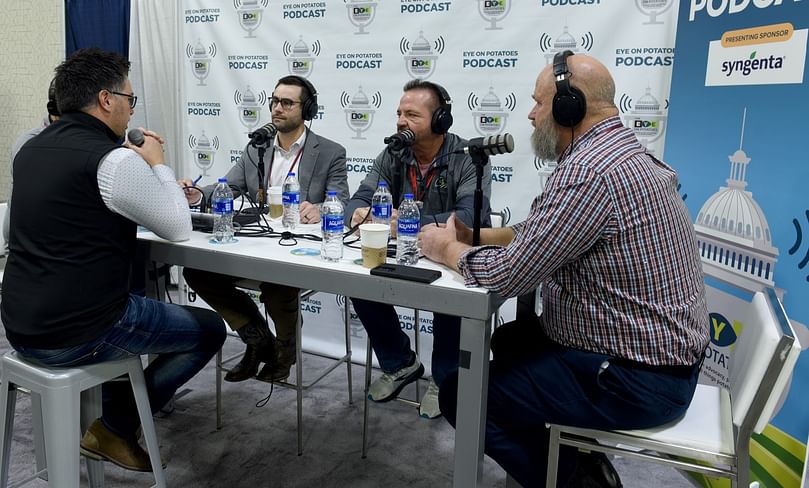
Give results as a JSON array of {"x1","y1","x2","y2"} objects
[
  {"x1": 109, "y1": 90, "x2": 138, "y2": 109},
  {"x1": 270, "y1": 97, "x2": 301, "y2": 111}
]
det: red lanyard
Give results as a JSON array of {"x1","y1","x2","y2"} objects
[
  {"x1": 270, "y1": 144, "x2": 304, "y2": 186},
  {"x1": 408, "y1": 165, "x2": 436, "y2": 202}
]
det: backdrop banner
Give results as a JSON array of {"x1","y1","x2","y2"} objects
[{"x1": 665, "y1": 1, "x2": 808, "y2": 486}]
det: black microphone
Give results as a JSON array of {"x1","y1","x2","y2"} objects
[
  {"x1": 383, "y1": 129, "x2": 415, "y2": 151},
  {"x1": 454, "y1": 133, "x2": 515, "y2": 156},
  {"x1": 127, "y1": 128, "x2": 145, "y2": 147},
  {"x1": 248, "y1": 122, "x2": 277, "y2": 147}
]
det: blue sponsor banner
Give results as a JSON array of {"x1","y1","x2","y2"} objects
[{"x1": 665, "y1": 1, "x2": 808, "y2": 485}]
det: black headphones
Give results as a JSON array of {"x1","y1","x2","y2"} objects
[
  {"x1": 552, "y1": 50, "x2": 586, "y2": 128},
  {"x1": 421, "y1": 80, "x2": 453, "y2": 134},
  {"x1": 46, "y1": 78, "x2": 60, "y2": 118},
  {"x1": 273, "y1": 75, "x2": 319, "y2": 121}
]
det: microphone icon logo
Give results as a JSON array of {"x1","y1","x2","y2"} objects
[
  {"x1": 186, "y1": 40, "x2": 217, "y2": 86},
  {"x1": 468, "y1": 86, "x2": 516, "y2": 137},
  {"x1": 188, "y1": 131, "x2": 220, "y2": 176},
  {"x1": 283, "y1": 36, "x2": 320, "y2": 78},
  {"x1": 477, "y1": 0, "x2": 512, "y2": 30},
  {"x1": 619, "y1": 87, "x2": 668, "y2": 155},
  {"x1": 635, "y1": 0, "x2": 673, "y2": 25},
  {"x1": 345, "y1": 0, "x2": 378, "y2": 35},
  {"x1": 233, "y1": 85, "x2": 267, "y2": 131},
  {"x1": 234, "y1": 0, "x2": 268, "y2": 38},
  {"x1": 401, "y1": 30, "x2": 444, "y2": 80},
  {"x1": 341, "y1": 86, "x2": 382, "y2": 140}
]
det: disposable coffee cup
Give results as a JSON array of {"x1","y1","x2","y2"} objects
[
  {"x1": 359, "y1": 223, "x2": 389, "y2": 268},
  {"x1": 268, "y1": 186, "x2": 283, "y2": 219}
]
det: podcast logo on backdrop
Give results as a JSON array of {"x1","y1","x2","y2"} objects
[
  {"x1": 341, "y1": 86, "x2": 382, "y2": 139},
  {"x1": 705, "y1": 23, "x2": 806, "y2": 86},
  {"x1": 614, "y1": 46, "x2": 674, "y2": 67},
  {"x1": 468, "y1": 86, "x2": 516, "y2": 136},
  {"x1": 478, "y1": 0, "x2": 511, "y2": 30},
  {"x1": 619, "y1": 87, "x2": 668, "y2": 153},
  {"x1": 233, "y1": 86, "x2": 268, "y2": 131},
  {"x1": 283, "y1": 36, "x2": 321, "y2": 77},
  {"x1": 188, "y1": 131, "x2": 220, "y2": 176},
  {"x1": 635, "y1": 0, "x2": 672, "y2": 25},
  {"x1": 345, "y1": 0, "x2": 378, "y2": 34},
  {"x1": 227, "y1": 54, "x2": 269, "y2": 71},
  {"x1": 539, "y1": 26, "x2": 594, "y2": 63},
  {"x1": 233, "y1": 0, "x2": 268, "y2": 37},
  {"x1": 399, "y1": 0, "x2": 453, "y2": 14},
  {"x1": 401, "y1": 30, "x2": 445, "y2": 79},
  {"x1": 186, "y1": 40, "x2": 217, "y2": 86},
  {"x1": 281, "y1": 1, "x2": 326, "y2": 20},
  {"x1": 184, "y1": 6, "x2": 221, "y2": 23}
]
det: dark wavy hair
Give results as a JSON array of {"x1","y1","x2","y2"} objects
[{"x1": 54, "y1": 48, "x2": 130, "y2": 114}]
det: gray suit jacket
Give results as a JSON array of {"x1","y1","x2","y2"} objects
[{"x1": 201, "y1": 128, "x2": 348, "y2": 208}]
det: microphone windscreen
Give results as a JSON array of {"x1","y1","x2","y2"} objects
[{"x1": 127, "y1": 129, "x2": 145, "y2": 147}]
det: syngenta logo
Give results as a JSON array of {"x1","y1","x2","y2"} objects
[{"x1": 722, "y1": 51, "x2": 784, "y2": 76}]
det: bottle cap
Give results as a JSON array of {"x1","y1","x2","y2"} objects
[
  {"x1": 326, "y1": 190, "x2": 337, "y2": 196},
  {"x1": 218, "y1": 177, "x2": 227, "y2": 183},
  {"x1": 288, "y1": 172, "x2": 296, "y2": 177},
  {"x1": 378, "y1": 181, "x2": 387, "y2": 187},
  {"x1": 403, "y1": 193, "x2": 414, "y2": 199}
]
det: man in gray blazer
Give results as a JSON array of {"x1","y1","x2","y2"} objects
[{"x1": 181, "y1": 75, "x2": 348, "y2": 383}]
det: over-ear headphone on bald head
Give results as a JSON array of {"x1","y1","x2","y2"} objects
[
  {"x1": 552, "y1": 50, "x2": 586, "y2": 128},
  {"x1": 46, "y1": 78, "x2": 60, "y2": 118},
  {"x1": 273, "y1": 75, "x2": 319, "y2": 121}
]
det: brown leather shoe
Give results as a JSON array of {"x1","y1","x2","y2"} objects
[
  {"x1": 256, "y1": 338, "x2": 296, "y2": 382},
  {"x1": 80, "y1": 419, "x2": 164, "y2": 472}
]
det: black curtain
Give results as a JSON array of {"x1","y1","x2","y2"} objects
[{"x1": 66, "y1": 0, "x2": 131, "y2": 57}]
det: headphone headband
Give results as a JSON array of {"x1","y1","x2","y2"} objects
[{"x1": 275, "y1": 75, "x2": 319, "y2": 121}]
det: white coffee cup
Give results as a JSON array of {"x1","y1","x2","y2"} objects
[
  {"x1": 268, "y1": 186, "x2": 283, "y2": 219},
  {"x1": 359, "y1": 223, "x2": 389, "y2": 268}
]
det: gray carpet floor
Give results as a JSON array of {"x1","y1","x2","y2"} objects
[{"x1": 0, "y1": 303, "x2": 696, "y2": 487}]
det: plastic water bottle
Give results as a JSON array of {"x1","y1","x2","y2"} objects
[
  {"x1": 371, "y1": 181, "x2": 392, "y2": 226},
  {"x1": 396, "y1": 193, "x2": 420, "y2": 265},
  {"x1": 212, "y1": 177, "x2": 234, "y2": 243},
  {"x1": 320, "y1": 191, "x2": 344, "y2": 262},
  {"x1": 282, "y1": 171, "x2": 300, "y2": 229}
]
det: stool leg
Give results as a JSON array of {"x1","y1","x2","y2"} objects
[
  {"x1": 127, "y1": 360, "x2": 166, "y2": 488},
  {"x1": 361, "y1": 336, "x2": 372, "y2": 459},
  {"x1": 80, "y1": 387, "x2": 104, "y2": 488},
  {"x1": 343, "y1": 299, "x2": 353, "y2": 405},
  {"x1": 0, "y1": 380, "x2": 18, "y2": 488},
  {"x1": 295, "y1": 291, "x2": 304, "y2": 456},
  {"x1": 413, "y1": 309, "x2": 421, "y2": 401},
  {"x1": 30, "y1": 391, "x2": 47, "y2": 482},
  {"x1": 215, "y1": 349, "x2": 223, "y2": 430},
  {"x1": 41, "y1": 386, "x2": 81, "y2": 488}
]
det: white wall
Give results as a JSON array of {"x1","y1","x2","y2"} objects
[{"x1": 0, "y1": 1, "x2": 64, "y2": 201}]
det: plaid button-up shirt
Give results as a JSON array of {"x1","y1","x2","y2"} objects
[{"x1": 458, "y1": 116, "x2": 709, "y2": 366}]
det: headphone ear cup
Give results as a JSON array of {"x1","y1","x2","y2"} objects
[
  {"x1": 552, "y1": 87, "x2": 586, "y2": 128},
  {"x1": 46, "y1": 100, "x2": 60, "y2": 117},
  {"x1": 431, "y1": 105, "x2": 453, "y2": 134},
  {"x1": 301, "y1": 94, "x2": 318, "y2": 121}
]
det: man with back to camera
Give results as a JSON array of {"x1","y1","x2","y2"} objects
[
  {"x1": 3, "y1": 78, "x2": 61, "y2": 252},
  {"x1": 0, "y1": 48, "x2": 226, "y2": 472},
  {"x1": 420, "y1": 52, "x2": 710, "y2": 486},
  {"x1": 345, "y1": 79, "x2": 492, "y2": 419},
  {"x1": 181, "y1": 75, "x2": 349, "y2": 384}
]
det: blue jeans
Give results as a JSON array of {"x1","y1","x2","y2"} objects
[
  {"x1": 438, "y1": 317, "x2": 701, "y2": 488},
  {"x1": 350, "y1": 298, "x2": 460, "y2": 386},
  {"x1": 13, "y1": 295, "x2": 226, "y2": 438}
]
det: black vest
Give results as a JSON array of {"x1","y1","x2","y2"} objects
[{"x1": 1, "y1": 112, "x2": 136, "y2": 349}]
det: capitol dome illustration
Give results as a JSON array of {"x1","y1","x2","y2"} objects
[
  {"x1": 554, "y1": 27, "x2": 577, "y2": 51},
  {"x1": 694, "y1": 111, "x2": 780, "y2": 297},
  {"x1": 634, "y1": 87, "x2": 661, "y2": 114}
]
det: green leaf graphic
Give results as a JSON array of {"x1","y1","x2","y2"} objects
[{"x1": 749, "y1": 51, "x2": 757, "y2": 59}]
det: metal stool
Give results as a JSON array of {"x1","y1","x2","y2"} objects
[{"x1": 0, "y1": 351, "x2": 166, "y2": 488}]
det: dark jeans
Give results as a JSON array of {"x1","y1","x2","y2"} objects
[
  {"x1": 438, "y1": 317, "x2": 700, "y2": 488},
  {"x1": 13, "y1": 294, "x2": 226, "y2": 438},
  {"x1": 350, "y1": 298, "x2": 460, "y2": 386}
]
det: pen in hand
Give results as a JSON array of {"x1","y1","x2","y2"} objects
[{"x1": 192, "y1": 174, "x2": 202, "y2": 187}]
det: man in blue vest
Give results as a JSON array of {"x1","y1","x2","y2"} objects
[{"x1": 1, "y1": 48, "x2": 226, "y2": 472}]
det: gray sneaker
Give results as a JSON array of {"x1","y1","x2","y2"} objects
[
  {"x1": 367, "y1": 355, "x2": 424, "y2": 402},
  {"x1": 419, "y1": 378, "x2": 441, "y2": 419}
]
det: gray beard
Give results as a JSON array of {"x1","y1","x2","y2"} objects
[{"x1": 531, "y1": 117, "x2": 561, "y2": 161}]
